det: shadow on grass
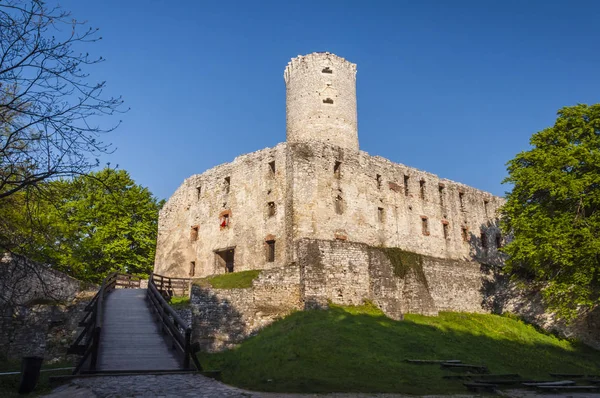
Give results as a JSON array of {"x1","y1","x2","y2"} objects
[{"x1": 201, "y1": 304, "x2": 600, "y2": 395}]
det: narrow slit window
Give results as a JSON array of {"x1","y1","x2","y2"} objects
[
  {"x1": 323, "y1": 98, "x2": 334, "y2": 104},
  {"x1": 335, "y1": 195, "x2": 344, "y2": 215},
  {"x1": 267, "y1": 202, "x2": 275, "y2": 217},
  {"x1": 269, "y1": 161, "x2": 275, "y2": 174},
  {"x1": 189, "y1": 261, "x2": 196, "y2": 277},
  {"x1": 421, "y1": 216, "x2": 429, "y2": 236},
  {"x1": 404, "y1": 175, "x2": 409, "y2": 196},
  {"x1": 378, "y1": 207, "x2": 384, "y2": 222},
  {"x1": 442, "y1": 221, "x2": 449, "y2": 239},
  {"x1": 459, "y1": 192, "x2": 465, "y2": 211},
  {"x1": 220, "y1": 214, "x2": 229, "y2": 228},
  {"x1": 266, "y1": 240, "x2": 275, "y2": 262},
  {"x1": 196, "y1": 186, "x2": 202, "y2": 200},
  {"x1": 322, "y1": 67, "x2": 333, "y2": 74},
  {"x1": 461, "y1": 226, "x2": 469, "y2": 242},
  {"x1": 376, "y1": 174, "x2": 382, "y2": 189},
  {"x1": 224, "y1": 176, "x2": 231, "y2": 194},
  {"x1": 438, "y1": 184, "x2": 445, "y2": 205},
  {"x1": 419, "y1": 179, "x2": 426, "y2": 200},
  {"x1": 334, "y1": 161, "x2": 341, "y2": 178},
  {"x1": 495, "y1": 233, "x2": 503, "y2": 248},
  {"x1": 190, "y1": 225, "x2": 199, "y2": 241},
  {"x1": 481, "y1": 231, "x2": 488, "y2": 249},
  {"x1": 484, "y1": 200, "x2": 489, "y2": 216}
]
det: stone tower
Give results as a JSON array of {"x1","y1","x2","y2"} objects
[{"x1": 284, "y1": 52, "x2": 358, "y2": 151}]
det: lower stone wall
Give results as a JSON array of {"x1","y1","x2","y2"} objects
[
  {"x1": 191, "y1": 265, "x2": 302, "y2": 351},
  {"x1": 0, "y1": 253, "x2": 83, "y2": 307},
  {"x1": 0, "y1": 254, "x2": 91, "y2": 362},
  {"x1": 190, "y1": 238, "x2": 599, "y2": 352}
]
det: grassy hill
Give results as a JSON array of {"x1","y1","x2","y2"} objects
[{"x1": 200, "y1": 303, "x2": 600, "y2": 394}]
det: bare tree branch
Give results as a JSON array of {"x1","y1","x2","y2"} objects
[{"x1": 0, "y1": 0, "x2": 127, "y2": 200}]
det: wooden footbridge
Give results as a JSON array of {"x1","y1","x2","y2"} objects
[{"x1": 68, "y1": 273, "x2": 200, "y2": 374}]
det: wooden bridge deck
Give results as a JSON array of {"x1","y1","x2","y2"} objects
[{"x1": 97, "y1": 289, "x2": 182, "y2": 371}]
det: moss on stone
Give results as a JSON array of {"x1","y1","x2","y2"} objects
[
  {"x1": 196, "y1": 270, "x2": 261, "y2": 289},
  {"x1": 379, "y1": 247, "x2": 428, "y2": 287}
]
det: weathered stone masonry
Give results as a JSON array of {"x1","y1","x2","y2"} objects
[
  {"x1": 155, "y1": 52, "x2": 505, "y2": 280},
  {"x1": 0, "y1": 254, "x2": 92, "y2": 361},
  {"x1": 191, "y1": 238, "x2": 495, "y2": 351},
  {"x1": 158, "y1": 52, "x2": 597, "y2": 352}
]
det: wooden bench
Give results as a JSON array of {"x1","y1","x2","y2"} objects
[
  {"x1": 536, "y1": 385, "x2": 599, "y2": 392},
  {"x1": 441, "y1": 363, "x2": 489, "y2": 374},
  {"x1": 405, "y1": 359, "x2": 461, "y2": 364},
  {"x1": 463, "y1": 382, "x2": 496, "y2": 392}
]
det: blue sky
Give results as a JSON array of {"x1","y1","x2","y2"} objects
[{"x1": 58, "y1": 0, "x2": 599, "y2": 200}]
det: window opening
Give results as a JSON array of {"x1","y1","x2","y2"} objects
[
  {"x1": 215, "y1": 248, "x2": 235, "y2": 273},
  {"x1": 461, "y1": 226, "x2": 469, "y2": 242},
  {"x1": 495, "y1": 233, "x2": 503, "y2": 248},
  {"x1": 459, "y1": 192, "x2": 465, "y2": 211},
  {"x1": 376, "y1": 174, "x2": 382, "y2": 189},
  {"x1": 266, "y1": 240, "x2": 275, "y2": 262},
  {"x1": 442, "y1": 221, "x2": 449, "y2": 239},
  {"x1": 335, "y1": 195, "x2": 344, "y2": 215},
  {"x1": 196, "y1": 186, "x2": 201, "y2": 200},
  {"x1": 481, "y1": 231, "x2": 488, "y2": 249},
  {"x1": 421, "y1": 216, "x2": 429, "y2": 236},
  {"x1": 220, "y1": 214, "x2": 229, "y2": 228},
  {"x1": 378, "y1": 207, "x2": 384, "y2": 222},
  {"x1": 190, "y1": 225, "x2": 199, "y2": 241},
  {"x1": 224, "y1": 176, "x2": 230, "y2": 194},
  {"x1": 438, "y1": 184, "x2": 445, "y2": 205},
  {"x1": 322, "y1": 67, "x2": 333, "y2": 74},
  {"x1": 323, "y1": 98, "x2": 334, "y2": 104},
  {"x1": 484, "y1": 200, "x2": 489, "y2": 216},
  {"x1": 189, "y1": 261, "x2": 196, "y2": 277},
  {"x1": 269, "y1": 161, "x2": 275, "y2": 174},
  {"x1": 419, "y1": 180, "x2": 426, "y2": 200},
  {"x1": 404, "y1": 175, "x2": 409, "y2": 196},
  {"x1": 334, "y1": 161, "x2": 341, "y2": 178},
  {"x1": 267, "y1": 202, "x2": 275, "y2": 217}
]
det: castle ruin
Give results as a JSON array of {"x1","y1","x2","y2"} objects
[
  {"x1": 154, "y1": 52, "x2": 504, "y2": 279},
  {"x1": 153, "y1": 53, "x2": 600, "y2": 352}
]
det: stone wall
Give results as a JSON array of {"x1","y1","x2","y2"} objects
[
  {"x1": 154, "y1": 143, "x2": 290, "y2": 278},
  {"x1": 297, "y1": 239, "x2": 478, "y2": 318},
  {"x1": 0, "y1": 253, "x2": 83, "y2": 307},
  {"x1": 191, "y1": 238, "x2": 490, "y2": 352},
  {"x1": 191, "y1": 238, "x2": 599, "y2": 352},
  {"x1": 0, "y1": 254, "x2": 91, "y2": 361},
  {"x1": 288, "y1": 141, "x2": 505, "y2": 265},
  {"x1": 191, "y1": 265, "x2": 302, "y2": 351}
]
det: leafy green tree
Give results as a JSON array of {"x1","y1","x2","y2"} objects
[
  {"x1": 501, "y1": 104, "x2": 600, "y2": 319},
  {"x1": 0, "y1": 168, "x2": 162, "y2": 282}
]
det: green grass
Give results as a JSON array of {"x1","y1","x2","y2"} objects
[
  {"x1": 0, "y1": 358, "x2": 73, "y2": 397},
  {"x1": 197, "y1": 270, "x2": 261, "y2": 289},
  {"x1": 169, "y1": 296, "x2": 190, "y2": 309},
  {"x1": 200, "y1": 303, "x2": 600, "y2": 394}
]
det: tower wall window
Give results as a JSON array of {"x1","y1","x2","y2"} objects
[
  {"x1": 266, "y1": 240, "x2": 275, "y2": 262},
  {"x1": 421, "y1": 216, "x2": 429, "y2": 236}
]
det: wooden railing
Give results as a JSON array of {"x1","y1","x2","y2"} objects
[
  {"x1": 68, "y1": 273, "x2": 141, "y2": 374},
  {"x1": 147, "y1": 273, "x2": 201, "y2": 370},
  {"x1": 152, "y1": 273, "x2": 191, "y2": 298}
]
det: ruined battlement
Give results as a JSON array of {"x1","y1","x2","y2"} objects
[{"x1": 285, "y1": 52, "x2": 359, "y2": 151}]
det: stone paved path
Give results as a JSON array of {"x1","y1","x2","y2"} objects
[{"x1": 42, "y1": 373, "x2": 600, "y2": 398}]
